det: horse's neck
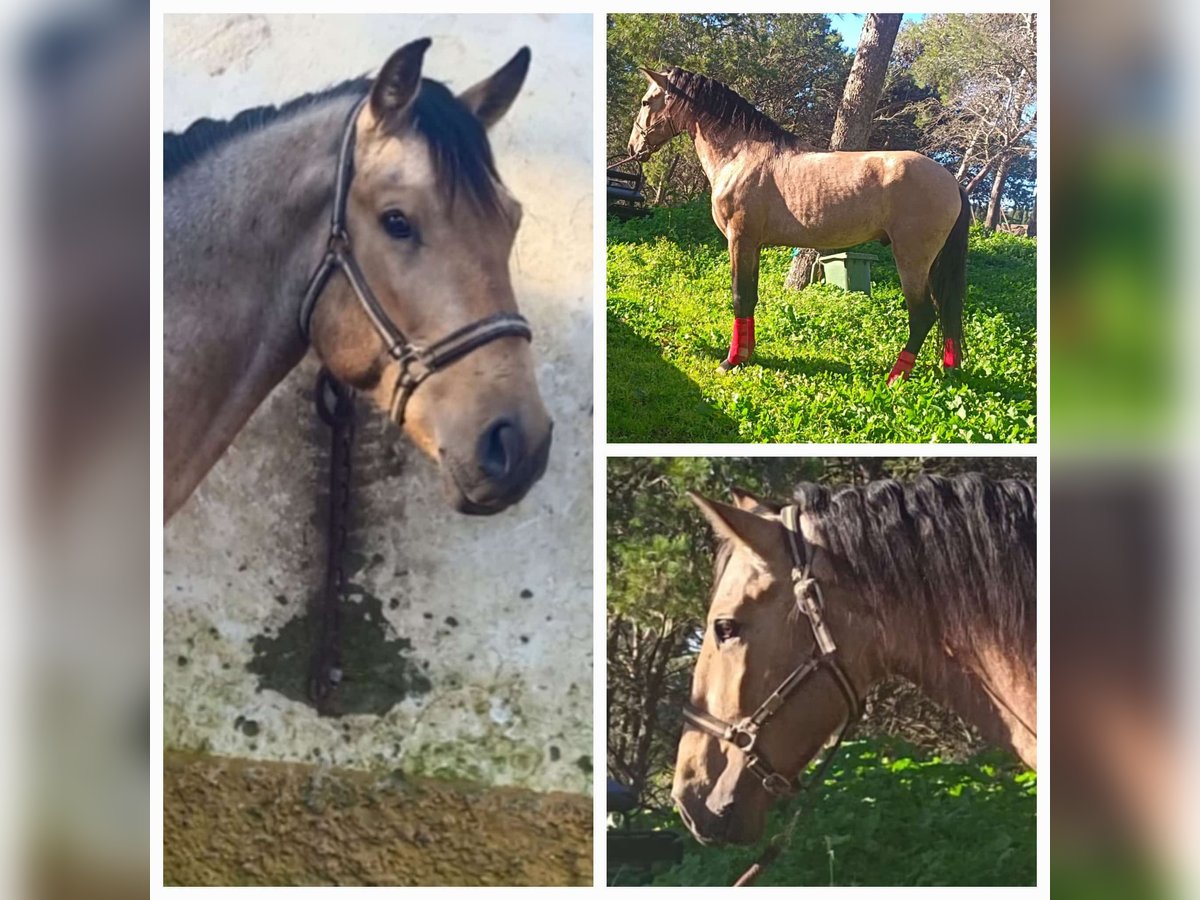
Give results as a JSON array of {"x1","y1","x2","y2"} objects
[
  {"x1": 884, "y1": 619, "x2": 1037, "y2": 769},
  {"x1": 686, "y1": 117, "x2": 775, "y2": 193},
  {"x1": 164, "y1": 97, "x2": 352, "y2": 518},
  {"x1": 859, "y1": 600, "x2": 1036, "y2": 768}
]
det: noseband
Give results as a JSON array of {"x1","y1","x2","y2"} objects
[
  {"x1": 682, "y1": 505, "x2": 862, "y2": 797},
  {"x1": 298, "y1": 97, "x2": 533, "y2": 422}
]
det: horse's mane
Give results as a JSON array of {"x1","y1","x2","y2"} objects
[
  {"x1": 661, "y1": 66, "x2": 804, "y2": 148},
  {"x1": 794, "y1": 473, "x2": 1036, "y2": 664},
  {"x1": 711, "y1": 473, "x2": 1036, "y2": 665},
  {"x1": 164, "y1": 76, "x2": 502, "y2": 212}
]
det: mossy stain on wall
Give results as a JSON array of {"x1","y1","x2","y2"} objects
[{"x1": 247, "y1": 589, "x2": 431, "y2": 716}]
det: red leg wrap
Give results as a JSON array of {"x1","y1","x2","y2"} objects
[
  {"x1": 725, "y1": 317, "x2": 755, "y2": 367},
  {"x1": 943, "y1": 338, "x2": 960, "y2": 368},
  {"x1": 888, "y1": 350, "x2": 917, "y2": 385}
]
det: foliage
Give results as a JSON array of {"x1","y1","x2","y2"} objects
[
  {"x1": 898, "y1": 14, "x2": 1037, "y2": 210},
  {"x1": 607, "y1": 199, "x2": 1037, "y2": 443},
  {"x1": 609, "y1": 737, "x2": 1037, "y2": 887}
]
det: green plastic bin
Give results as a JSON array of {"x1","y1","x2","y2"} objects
[{"x1": 810, "y1": 250, "x2": 876, "y2": 296}]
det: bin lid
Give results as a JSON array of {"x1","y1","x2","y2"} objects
[{"x1": 819, "y1": 251, "x2": 877, "y2": 262}]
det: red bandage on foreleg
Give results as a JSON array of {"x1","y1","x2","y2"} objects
[
  {"x1": 888, "y1": 350, "x2": 917, "y2": 385},
  {"x1": 943, "y1": 338, "x2": 960, "y2": 369},
  {"x1": 726, "y1": 317, "x2": 755, "y2": 367}
]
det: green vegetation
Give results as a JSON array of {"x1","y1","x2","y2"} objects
[
  {"x1": 607, "y1": 200, "x2": 1037, "y2": 443},
  {"x1": 610, "y1": 737, "x2": 1036, "y2": 887}
]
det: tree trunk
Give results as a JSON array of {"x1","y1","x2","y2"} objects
[
  {"x1": 984, "y1": 155, "x2": 1012, "y2": 230},
  {"x1": 829, "y1": 14, "x2": 903, "y2": 150},
  {"x1": 787, "y1": 13, "x2": 901, "y2": 291},
  {"x1": 784, "y1": 249, "x2": 821, "y2": 291},
  {"x1": 653, "y1": 153, "x2": 679, "y2": 206},
  {"x1": 1026, "y1": 194, "x2": 1037, "y2": 238}
]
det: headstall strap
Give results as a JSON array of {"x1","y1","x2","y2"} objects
[{"x1": 297, "y1": 94, "x2": 533, "y2": 423}]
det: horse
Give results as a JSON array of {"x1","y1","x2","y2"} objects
[
  {"x1": 673, "y1": 473, "x2": 1036, "y2": 846},
  {"x1": 626, "y1": 66, "x2": 970, "y2": 383},
  {"x1": 165, "y1": 39, "x2": 552, "y2": 521}
]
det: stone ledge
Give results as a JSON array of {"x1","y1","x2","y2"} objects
[{"x1": 164, "y1": 750, "x2": 592, "y2": 886}]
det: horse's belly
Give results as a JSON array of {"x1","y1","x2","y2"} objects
[{"x1": 765, "y1": 207, "x2": 882, "y2": 250}]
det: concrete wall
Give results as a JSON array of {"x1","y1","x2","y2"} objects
[{"x1": 164, "y1": 14, "x2": 592, "y2": 802}]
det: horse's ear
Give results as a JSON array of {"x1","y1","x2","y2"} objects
[
  {"x1": 639, "y1": 66, "x2": 670, "y2": 91},
  {"x1": 371, "y1": 38, "x2": 432, "y2": 124},
  {"x1": 689, "y1": 492, "x2": 781, "y2": 561},
  {"x1": 458, "y1": 46, "x2": 531, "y2": 129},
  {"x1": 729, "y1": 487, "x2": 779, "y2": 514}
]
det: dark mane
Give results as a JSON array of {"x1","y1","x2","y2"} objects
[
  {"x1": 164, "y1": 78, "x2": 368, "y2": 181},
  {"x1": 662, "y1": 67, "x2": 801, "y2": 148},
  {"x1": 792, "y1": 473, "x2": 1036, "y2": 664},
  {"x1": 165, "y1": 76, "x2": 501, "y2": 211}
]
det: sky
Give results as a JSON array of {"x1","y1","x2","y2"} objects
[{"x1": 830, "y1": 13, "x2": 925, "y2": 50}]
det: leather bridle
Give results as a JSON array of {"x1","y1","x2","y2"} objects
[
  {"x1": 682, "y1": 505, "x2": 863, "y2": 798},
  {"x1": 298, "y1": 96, "x2": 533, "y2": 423},
  {"x1": 629, "y1": 103, "x2": 683, "y2": 162}
]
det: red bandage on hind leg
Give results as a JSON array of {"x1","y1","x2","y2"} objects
[
  {"x1": 725, "y1": 317, "x2": 755, "y2": 367},
  {"x1": 888, "y1": 350, "x2": 917, "y2": 385},
  {"x1": 943, "y1": 338, "x2": 960, "y2": 368}
]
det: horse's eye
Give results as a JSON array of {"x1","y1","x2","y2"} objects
[
  {"x1": 713, "y1": 619, "x2": 740, "y2": 644},
  {"x1": 380, "y1": 209, "x2": 413, "y2": 240}
]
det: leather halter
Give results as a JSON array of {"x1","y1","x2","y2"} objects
[
  {"x1": 298, "y1": 96, "x2": 533, "y2": 423},
  {"x1": 681, "y1": 505, "x2": 863, "y2": 797},
  {"x1": 630, "y1": 97, "x2": 684, "y2": 161}
]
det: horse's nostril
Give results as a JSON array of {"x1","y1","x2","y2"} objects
[{"x1": 478, "y1": 418, "x2": 523, "y2": 481}]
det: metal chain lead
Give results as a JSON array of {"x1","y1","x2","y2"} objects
[{"x1": 309, "y1": 368, "x2": 355, "y2": 715}]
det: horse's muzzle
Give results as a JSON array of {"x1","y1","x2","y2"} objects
[{"x1": 446, "y1": 420, "x2": 552, "y2": 515}]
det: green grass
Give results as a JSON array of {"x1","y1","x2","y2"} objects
[
  {"x1": 608, "y1": 737, "x2": 1037, "y2": 887},
  {"x1": 607, "y1": 199, "x2": 1037, "y2": 443}
]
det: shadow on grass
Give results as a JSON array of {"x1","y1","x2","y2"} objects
[{"x1": 608, "y1": 313, "x2": 740, "y2": 442}]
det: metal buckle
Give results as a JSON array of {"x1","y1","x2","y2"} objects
[
  {"x1": 396, "y1": 348, "x2": 431, "y2": 383},
  {"x1": 726, "y1": 722, "x2": 757, "y2": 755},
  {"x1": 761, "y1": 771, "x2": 793, "y2": 797}
]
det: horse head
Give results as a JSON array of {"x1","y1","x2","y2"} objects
[
  {"x1": 672, "y1": 489, "x2": 873, "y2": 845},
  {"x1": 307, "y1": 39, "x2": 551, "y2": 515}
]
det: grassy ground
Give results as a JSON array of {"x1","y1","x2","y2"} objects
[
  {"x1": 607, "y1": 737, "x2": 1036, "y2": 887},
  {"x1": 607, "y1": 200, "x2": 1037, "y2": 443}
]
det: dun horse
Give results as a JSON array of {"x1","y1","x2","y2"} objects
[
  {"x1": 627, "y1": 67, "x2": 970, "y2": 382},
  {"x1": 165, "y1": 39, "x2": 551, "y2": 520},
  {"x1": 674, "y1": 474, "x2": 1035, "y2": 846}
]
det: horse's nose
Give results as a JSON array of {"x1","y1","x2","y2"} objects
[{"x1": 478, "y1": 417, "x2": 525, "y2": 483}]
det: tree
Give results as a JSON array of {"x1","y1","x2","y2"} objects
[
  {"x1": 786, "y1": 13, "x2": 901, "y2": 290},
  {"x1": 899, "y1": 14, "x2": 1037, "y2": 227},
  {"x1": 830, "y1": 14, "x2": 904, "y2": 149}
]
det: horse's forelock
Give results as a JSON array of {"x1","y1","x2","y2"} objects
[{"x1": 405, "y1": 78, "x2": 504, "y2": 216}]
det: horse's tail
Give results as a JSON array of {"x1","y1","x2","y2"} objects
[{"x1": 930, "y1": 187, "x2": 970, "y2": 364}]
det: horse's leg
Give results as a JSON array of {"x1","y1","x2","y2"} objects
[
  {"x1": 888, "y1": 242, "x2": 938, "y2": 384},
  {"x1": 719, "y1": 237, "x2": 759, "y2": 372}
]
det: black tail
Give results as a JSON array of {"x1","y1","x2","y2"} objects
[{"x1": 930, "y1": 187, "x2": 970, "y2": 354}]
